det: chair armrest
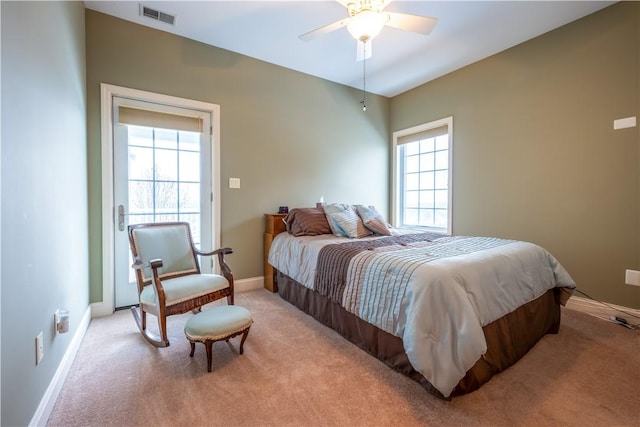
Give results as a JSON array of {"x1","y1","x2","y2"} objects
[
  {"x1": 194, "y1": 247, "x2": 233, "y2": 257},
  {"x1": 149, "y1": 259, "x2": 163, "y2": 269},
  {"x1": 131, "y1": 257, "x2": 164, "y2": 270},
  {"x1": 131, "y1": 257, "x2": 167, "y2": 305},
  {"x1": 148, "y1": 258, "x2": 167, "y2": 307},
  {"x1": 194, "y1": 247, "x2": 234, "y2": 292},
  {"x1": 194, "y1": 248, "x2": 233, "y2": 278},
  {"x1": 131, "y1": 256, "x2": 144, "y2": 269}
]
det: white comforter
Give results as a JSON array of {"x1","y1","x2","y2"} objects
[{"x1": 268, "y1": 231, "x2": 575, "y2": 397}]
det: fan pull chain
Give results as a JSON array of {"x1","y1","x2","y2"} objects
[{"x1": 361, "y1": 40, "x2": 367, "y2": 112}]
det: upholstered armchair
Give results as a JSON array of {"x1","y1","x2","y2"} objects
[{"x1": 128, "y1": 222, "x2": 234, "y2": 347}]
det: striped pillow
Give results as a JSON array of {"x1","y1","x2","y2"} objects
[
  {"x1": 354, "y1": 205, "x2": 392, "y2": 236},
  {"x1": 324, "y1": 204, "x2": 372, "y2": 238}
]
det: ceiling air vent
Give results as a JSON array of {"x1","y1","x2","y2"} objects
[{"x1": 140, "y1": 4, "x2": 176, "y2": 25}]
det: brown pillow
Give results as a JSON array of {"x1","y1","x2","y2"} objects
[{"x1": 284, "y1": 208, "x2": 332, "y2": 236}]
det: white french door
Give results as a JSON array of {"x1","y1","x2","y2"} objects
[{"x1": 113, "y1": 97, "x2": 213, "y2": 308}]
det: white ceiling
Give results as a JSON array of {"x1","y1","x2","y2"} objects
[{"x1": 84, "y1": 1, "x2": 615, "y2": 97}]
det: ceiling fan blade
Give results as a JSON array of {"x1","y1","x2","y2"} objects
[
  {"x1": 385, "y1": 12, "x2": 437, "y2": 35},
  {"x1": 356, "y1": 39, "x2": 372, "y2": 62},
  {"x1": 299, "y1": 18, "x2": 349, "y2": 42}
]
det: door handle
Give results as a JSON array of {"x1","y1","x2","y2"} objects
[{"x1": 117, "y1": 204, "x2": 133, "y2": 231}]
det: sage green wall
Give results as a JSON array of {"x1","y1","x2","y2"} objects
[
  {"x1": 86, "y1": 10, "x2": 390, "y2": 303},
  {"x1": 1, "y1": 2, "x2": 88, "y2": 425},
  {"x1": 391, "y1": 2, "x2": 640, "y2": 309}
]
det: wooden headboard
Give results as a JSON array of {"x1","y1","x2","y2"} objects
[{"x1": 263, "y1": 213, "x2": 287, "y2": 292}]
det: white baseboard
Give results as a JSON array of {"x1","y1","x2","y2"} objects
[
  {"x1": 29, "y1": 305, "x2": 92, "y2": 427},
  {"x1": 566, "y1": 295, "x2": 640, "y2": 324},
  {"x1": 90, "y1": 300, "x2": 112, "y2": 318}
]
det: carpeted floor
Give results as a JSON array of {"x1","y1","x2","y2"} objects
[{"x1": 48, "y1": 289, "x2": 640, "y2": 426}]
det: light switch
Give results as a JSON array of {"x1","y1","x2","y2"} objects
[
  {"x1": 229, "y1": 178, "x2": 240, "y2": 189},
  {"x1": 625, "y1": 269, "x2": 640, "y2": 286},
  {"x1": 613, "y1": 116, "x2": 636, "y2": 130}
]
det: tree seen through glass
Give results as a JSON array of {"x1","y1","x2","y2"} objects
[{"x1": 127, "y1": 125, "x2": 202, "y2": 244}]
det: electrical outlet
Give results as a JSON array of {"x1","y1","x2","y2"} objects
[{"x1": 36, "y1": 331, "x2": 44, "y2": 365}]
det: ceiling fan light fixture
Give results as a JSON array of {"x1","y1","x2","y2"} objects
[{"x1": 347, "y1": 11, "x2": 388, "y2": 42}]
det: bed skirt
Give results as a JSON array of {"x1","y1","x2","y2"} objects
[{"x1": 276, "y1": 271, "x2": 562, "y2": 399}]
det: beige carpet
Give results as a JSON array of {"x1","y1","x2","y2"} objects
[{"x1": 48, "y1": 289, "x2": 639, "y2": 427}]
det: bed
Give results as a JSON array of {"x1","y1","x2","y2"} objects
[{"x1": 266, "y1": 205, "x2": 575, "y2": 399}]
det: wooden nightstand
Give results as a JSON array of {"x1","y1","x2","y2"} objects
[{"x1": 263, "y1": 213, "x2": 287, "y2": 292}]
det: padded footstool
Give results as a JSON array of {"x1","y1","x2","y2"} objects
[{"x1": 184, "y1": 305, "x2": 253, "y2": 372}]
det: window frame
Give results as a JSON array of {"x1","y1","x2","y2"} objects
[{"x1": 392, "y1": 116, "x2": 453, "y2": 234}]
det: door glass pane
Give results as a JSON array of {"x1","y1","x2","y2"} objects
[
  {"x1": 179, "y1": 183, "x2": 200, "y2": 211},
  {"x1": 129, "y1": 181, "x2": 154, "y2": 213},
  {"x1": 127, "y1": 125, "x2": 202, "y2": 228},
  {"x1": 155, "y1": 149, "x2": 178, "y2": 181},
  {"x1": 155, "y1": 128, "x2": 178, "y2": 150},
  {"x1": 128, "y1": 146, "x2": 153, "y2": 181},
  {"x1": 155, "y1": 182, "x2": 178, "y2": 213},
  {"x1": 179, "y1": 151, "x2": 200, "y2": 182},
  {"x1": 128, "y1": 126, "x2": 153, "y2": 147},
  {"x1": 179, "y1": 131, "x2": 200, "y2": 152}
]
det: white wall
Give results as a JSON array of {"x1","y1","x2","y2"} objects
[{"x1": 1, "y1": 2, "x2": 88, "y2": 425}]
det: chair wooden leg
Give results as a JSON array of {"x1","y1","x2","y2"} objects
[
  {"x1": 157, "y1": 314, "x2": 170, "y2": 347},
  {"x1": 205, "y1": 341, "x2": 213, "y2": 372},
  {"x1": 189, "y1": 342, "x2": 195, "y2": 357},
  {"x1": 239, "y1": 327, "x2": 250, "y2": 355},
  {"x1": 130, "y1": 306, "x2": 170, "y2": 348},
  {"x1": 141, "y1": 307, "x2": 147, "y2": 330}
]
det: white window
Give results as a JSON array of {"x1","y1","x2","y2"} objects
[{"x1": 393, "y1": 117, "x2": 453, "y2": 234}]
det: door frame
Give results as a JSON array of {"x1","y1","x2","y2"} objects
[{"x1": 95, "y1": 83, "x2": 221, "y2": 316}]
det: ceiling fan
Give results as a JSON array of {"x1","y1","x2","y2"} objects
[{"x1": 299, "y1": 0, "x2": 438, "y2": 60}]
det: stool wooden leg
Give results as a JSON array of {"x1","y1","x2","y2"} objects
[
  {"x1": 239, "y1": 327, "x2": 250, "y2": 355},
  {"x1": 205, "y1": 341, "x2": 213, "y2": 372},
  {"x1": 189, "y1": 342, "x2": 195, "y2": 357}
]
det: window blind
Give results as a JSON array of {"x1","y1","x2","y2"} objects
[
  {"x1": 118, "y1": 106, "x2": 203, "y2": 133},
  {"x1": 397, "y1": 125, "x2": 448, "y2": 145}
]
